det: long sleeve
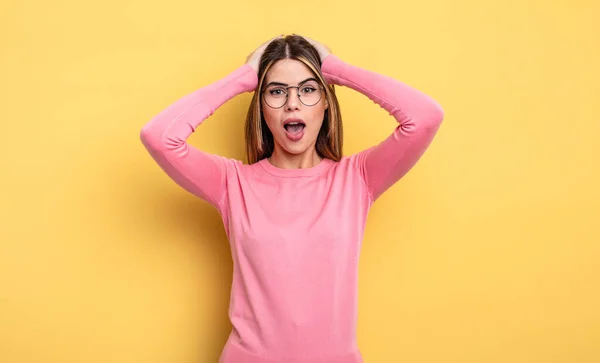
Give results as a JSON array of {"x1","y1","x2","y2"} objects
[
  {"x1": 140, "y1": 63, "x2": 258, "y2": 211},
  {"x1": 321, "y1": 54, "x2": 444, "y2": 202}
]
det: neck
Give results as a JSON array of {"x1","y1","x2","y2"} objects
[{"x1": 268, "y1": 147, "x2": 323, "y2": 169}]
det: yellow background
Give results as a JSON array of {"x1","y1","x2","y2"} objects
[{"x1": 1, "y1": 0, "x2": 599, "y2": 362}]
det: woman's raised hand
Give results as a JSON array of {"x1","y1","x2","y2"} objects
[
  {"x1": 294, "y1": 34, "x2": 332, "y2": 62},
  {"x1": 245, "y1": 35, "x2": 283, "y2": 73}
]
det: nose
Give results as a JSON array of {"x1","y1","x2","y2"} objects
[{"x1": 285, "y1": 88, "x2": 300, "y2": 110}]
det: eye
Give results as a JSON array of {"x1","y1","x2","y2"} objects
[
  {"x1": 302, "y1": 86, "x2": 316, "y2": 93},
  {"x1": 269, "y1": 88, "x2": 286, "y2": 95}
]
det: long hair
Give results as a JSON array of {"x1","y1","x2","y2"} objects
[{"x1": 244, "y1": 35, "x2": 343, "y2": 164}]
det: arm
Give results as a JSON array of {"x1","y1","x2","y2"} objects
[
  {"x1": 140, "y1": 63, "x2": 258, "y2": 211},
  {"x1": 321, "y1": 54, "x2": 444, "y2": 202}
]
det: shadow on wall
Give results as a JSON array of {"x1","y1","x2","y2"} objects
[{"x1": 119, "y1": 158, "x2": 235, "y2": 361}]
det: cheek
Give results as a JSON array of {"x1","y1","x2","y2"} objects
[
  {"x1": 261, "y1": 103, "x2": 279, "y2": 131},
  {"x1": 308, "y1": 105, "x2": 327, "y2": 130}
]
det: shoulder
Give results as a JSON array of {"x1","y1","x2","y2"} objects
[
  {"x1": 330, "y1": 154, "x2": 367, "y2": 183},
  {"x1": 216, "y1": 156, "x2": 266, "y2": 181},
  {"x1": 333, "y1": 154, "x2": 374, "y2": 203},
  {"x1": 336, "y1": 149, "x2": 374, "y2": 174}
]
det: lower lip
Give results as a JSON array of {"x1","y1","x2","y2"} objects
[{"x1": 285, "y1": 128, "x2": 305, "y2": 141}]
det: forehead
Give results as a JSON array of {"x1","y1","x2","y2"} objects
[{"x1": 265, "y1": 59, "x2": 316, "y2": 85}]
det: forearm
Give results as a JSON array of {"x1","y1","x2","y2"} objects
[
  {"x1": 321, "y1": 54, "x2": 443, "y2": 129},
  {"x1": 321, "y1": 54, "x2": 444, "y2": 201},
  {"x1": 140, "y1": 63, "x2": 258, "y2": 151},
  {"x1": 139, "y1": 63, "x2": 258, "y2": 209}
]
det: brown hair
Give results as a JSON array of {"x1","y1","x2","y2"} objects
[{"x1": 244, "y1": 35, "x2": 343, "y2": 164}]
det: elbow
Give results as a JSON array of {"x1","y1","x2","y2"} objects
[
  {"x1": 422, "y1": 101, "x2": 444, "y2": 132},
  {"x1": 139, "y1": 125, "x2": 152, "y2": 146},
  {"x1": 140, "y1": 123, "x2": 188, "y2": 157},
  {"x1": 406, "y1": 103, "x2": 444, "y2": 137},
  {"x1": 139, "y1": 123, "x2": 163, "y2": 152},
  {"x1": 430, "y1": 100, "x2": 445, "y2": 125}
]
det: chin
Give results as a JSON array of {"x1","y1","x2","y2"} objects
[
  {"x1": 282, "y1": 145, "x2": 310, "y2": 155},
  {"x1": 276, "y1": 135, "x2": 315, "y2": 155}
]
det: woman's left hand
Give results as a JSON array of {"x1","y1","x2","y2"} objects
[{"x1": 294, "y1": 34, "x2": 332, "y2": 62}]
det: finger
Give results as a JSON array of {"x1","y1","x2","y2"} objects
[
  {"x1": 259, "y1": 35, "x2": 283, "y2": 50},
  {"x1": 268, "y1": 34, "x2": 283, "y2": 42},
  {"x1": 305, "y1": 36, "x2": 329, "y2": 51},
  {"x1": 297, "y1": 34, "x2": 314, "y2": 43}
]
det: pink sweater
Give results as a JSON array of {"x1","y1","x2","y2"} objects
[{"x1": 140, "y1": 54, "x2": 444, "y2": 362}]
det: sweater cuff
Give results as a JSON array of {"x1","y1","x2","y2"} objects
[{"x1": 320, "y1": 54, "x2": 347, "y2": 86}]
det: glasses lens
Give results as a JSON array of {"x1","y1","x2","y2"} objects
[
  {"x1": 299, "y1": 81, "x2": 322, "y2": 106},
  {"x1": 264, "y1": 82, "x2": 323, "y2": 108},
  {"x1": 264, "y1": 86, "x2": 287, "y2": 108}
]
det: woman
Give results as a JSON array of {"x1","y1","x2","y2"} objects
[{"x1": 140, "y1": 34, "x2": 444, "y2": 363}]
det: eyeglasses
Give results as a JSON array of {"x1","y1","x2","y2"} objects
[{"x1": 262, "y1": 80, "x2": 324, "y2": 109}]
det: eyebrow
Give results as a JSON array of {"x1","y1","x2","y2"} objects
[{"x1": 265, "y1": 77, "x2": 319, "y2": 88}]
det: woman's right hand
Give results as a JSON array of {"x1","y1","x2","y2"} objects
[{"x1": 245, "y1": 35, "x2": 283, "y2": 73}]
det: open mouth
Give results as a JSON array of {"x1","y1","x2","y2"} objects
[{"x1": 283, "y1": 121, "x2": 306, "y2": 135}]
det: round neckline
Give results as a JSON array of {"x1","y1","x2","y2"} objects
[{"x1": 258, "y1": 157, "x2": 334, "y2": 177}]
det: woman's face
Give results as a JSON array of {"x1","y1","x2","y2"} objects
[{"x1": 261, "y1": 58, "x2": 328, "y2": 157}]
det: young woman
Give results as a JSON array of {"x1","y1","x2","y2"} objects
[{"x1": 140, "y1": 34, "x2": 444, "y2": 363}]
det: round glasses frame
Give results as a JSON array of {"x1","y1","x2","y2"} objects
[{"x1": 262, "y1": 84, "x2": 325, "y2": 109}]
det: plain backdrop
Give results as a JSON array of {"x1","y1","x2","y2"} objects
[{"x1": 1, "y1": 0, "x2": 599, "y2": 362}]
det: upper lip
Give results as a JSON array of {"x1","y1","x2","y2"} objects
[{"x1": 283, "y1": 118, "x2": 305, "y2": 125}]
